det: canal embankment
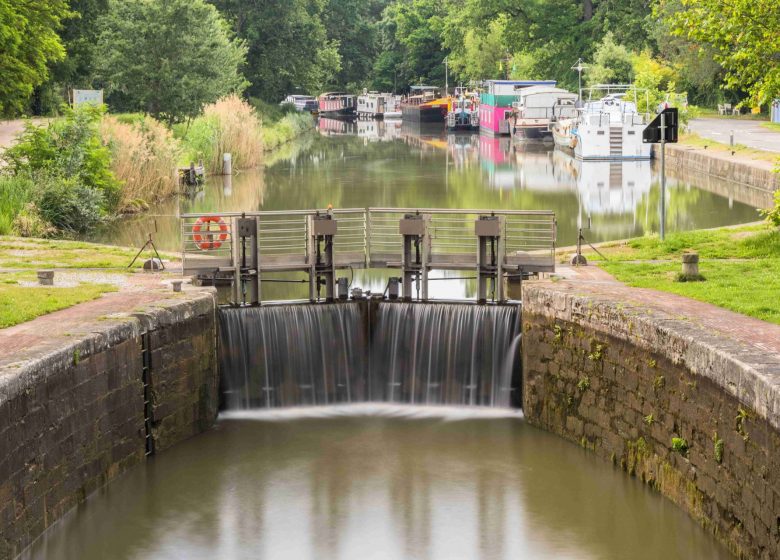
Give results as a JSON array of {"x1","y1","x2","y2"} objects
[
  {"x1": 0, "y1": 286, "x2": 219, "y2": 559},
  {"x1": 522, "y1": 280, "x2": 780, "y2": 560},
  {"x1": 654, "y1": 142, "x2": 779, "y2": 196}
]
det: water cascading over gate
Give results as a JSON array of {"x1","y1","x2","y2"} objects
[{"x1": 219, "y1": 301, "x2": 521, "y2": 409}]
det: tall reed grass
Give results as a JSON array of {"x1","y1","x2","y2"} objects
[
  {"x1": 181, "y1": 95, "x2": 263, "y2": 174},
  {"x1": 101, "y1": 115, "x2": 181, "y2": 213},
  {"x1": 0, "y1": 175, "x2": 34, "y2": 235}
]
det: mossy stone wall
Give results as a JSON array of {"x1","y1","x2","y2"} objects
[
  {"x1": 522, "y1": 284, "x2": 780, "y2": 560},
  {"x1": 0, "y1": 292, "x2": 218, "y2": 559}
]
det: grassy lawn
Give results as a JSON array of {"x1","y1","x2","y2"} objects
[
  {"x1": 0, "y1": 236, "x2": 176, "y2": 269},
  {"x1": 0, "y1": 272, "x2": 117, "y2": 328},
  {"x1": 582, "y1": 225, "x2": 780, "y2": 325},
  {"x1": 761, "y1": 122, "x2": 780, "y2": 133}
]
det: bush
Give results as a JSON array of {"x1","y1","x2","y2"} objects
[
  {"x1": 0, "y1": 175, "x2": 35, "y2": 235},
  {"x1": 2, "y1": 105, "x2": 121, "y2": 211},
  {"x1": 100, "y1": 114, "x2": 181, "y2": 212},
  {"x1": 180, "y1": 95, "x2": 263, "y2": 174},
  {"x1": 34, "y1": 174, "x2": 104, "y2": 233},
  {"x1": 761, "y1": 190, "x2": 780, "y2": 228}
]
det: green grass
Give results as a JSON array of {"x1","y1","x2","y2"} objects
[
  {"x1": 589, "y1": 225, "x2": 780, "y2": 325},
  {"x1": 679, "y1": 132, "x2": 779, "y2": 164},
  {"x1": 601, "y1": 259, "x2": 780, "y2": 325},
  {"x1": 0, "y1": 273, "x2": 117, "y2": 327},
  {"x1": 0, "y1": 236, "x2": 178, "y2": 269},
  {"x1": 761, "y1": 122, "x2": 780, "y2": 132},
  {"x1": 585, "y1": 225, "x2": 779, "y2": 262}
]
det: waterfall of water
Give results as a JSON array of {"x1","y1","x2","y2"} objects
[
  {"x1": 219, "y1": 301, "x2": 520, "y2": 409},
  {"x1": 369, "y1": 303, "x2": 519, "y2": 407},
  {"x1": 219, "y1": 304, "x2": 368, "y2": 408}
]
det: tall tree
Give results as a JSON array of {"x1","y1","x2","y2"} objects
[
  {"x1": 660, "y1": 0, "x2": 780, "y2": 107},
  {"x1": 211, "y1": 0, "x2": 341, "y2": 101},
  {"x1": 0, "y1": 0, "x2": 70, "y2": 116},
  {"x1": 95, "y1": 0, "x2": 248, "y2": 123}
]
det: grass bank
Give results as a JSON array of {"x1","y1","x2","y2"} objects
[
  {"x1": 0, "y1": 272, "x2": 117, "y2": 328},
  {"x1": 578, "y1": 224, "x2": 780, "y2": 324},
  {"x1": 678, "y1": 132, "x2": 779, "y2": 165}
]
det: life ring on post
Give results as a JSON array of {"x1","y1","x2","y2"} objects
[{"x1": 192, "y1": 216, "x2": 228, "y2": 250}]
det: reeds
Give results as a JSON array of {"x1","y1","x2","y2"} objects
[
  {"x1": 101, "y1": 115, "x2": 181, "y2": 213},
  {"x1": 182, "y1": 95, "x2": 263, "y2": 174}
]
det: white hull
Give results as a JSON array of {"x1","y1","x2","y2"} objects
[{"x1": 573, "y1": 118, "x2": 651, "y2": 161}]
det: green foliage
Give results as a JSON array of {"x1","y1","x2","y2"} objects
[
  {"x1": 35, "y1": 175, "x2": 104, "y2": 233},
  {"x1": 3, "y1": 105, "x2": 120, "y2": 209},
  {"x1": 671, "y1": 437, "x2": 689, "y2": 455},
  {"x1": 660, "y1": 0, "x2": 780, "y2": 107},
  {"x1": 587, "y1": 33, "x2": 634, "y2": 86},
  {"x1": 1, "y1": 105, "x2": 121, "y2": 234},
  {"x1": 263, "y1": 113, "x2": 316, "y2": 151},
  {"x1": 213, "y1": 0, "x2": 339, "y2": 101},
  {"x1": 577, "y1": 376, "x2": 591, "y2": 391},
  {"x1": 95, "y1": 0, "x2": 247, "y2": 123},
  {"x1": 712, "y1": 432, "x2": 724, "y2": 464},
  {"x1": 0, "y1": 175, "x2": 35, "y2": 235},
  {"x1": 760, "y1": 191, "x2": 780, "y2": 229},
  {"x1": 0, "y1": 0, "x2": 70, "y2": 116},
  {"x1": 644, "y1": 413, "x2": 655, "y2": 425}
]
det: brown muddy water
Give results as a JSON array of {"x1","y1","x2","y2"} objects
[{"x1": 23, "y1": 406, "x2": 733, "y2": 560}]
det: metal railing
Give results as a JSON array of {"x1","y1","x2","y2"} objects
[{"x1": 181, "y1": 208, "x2": 556, "y2": 275}]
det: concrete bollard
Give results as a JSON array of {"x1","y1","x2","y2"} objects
[
  {"x1": 172, "y1": 280, "x2": 183, "y2": 293},
  {"x1": 37, "y1": 270, "x2": 54, "y2": 286},
  {"x1": 681, "y1": 252, "x2": 700, "y2": 279},
  {"x1": 222, "y1": 153, "x2": 232, "y2": 176}
]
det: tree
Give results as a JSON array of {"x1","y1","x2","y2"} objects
[
  {"x1": 211, "y1": 0, "x2": 340, "y2": 101},
  {"x1": 95, "y1": 0, "x2": 248, "y2": 123},
  {"x1": 586, "y1": 32, "x2": 634, "y2": 85},
  {"x1": 659, "y1": 0, "x2": 780, "y2": 107},
  {"x1": 0, "y1": 0, "x2": 70, "y2": 116}
]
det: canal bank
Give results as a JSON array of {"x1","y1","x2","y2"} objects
[
  {"x1": 0, "y1": 287, "x2": 219, "y2": 559},
  {"x1": 654, "y1": 143, "x2": 779, "y2": 195},
  {"x1": 523, "y1": 281, "x2": 780, "y2": 560}
]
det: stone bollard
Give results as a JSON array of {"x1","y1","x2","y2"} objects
[
  {"x1": 222, "y1": 153, "x2": 232, "y2": 176},
  {"x1": 681, "y1": 252, "x2": 701, "y2": 280},
  {"x1": 172, "y1": 280, "x2": 183, "y2": 293},
  {"x1": 37, "y1": 270, "x2": 54, "y2": 286},
  {"x1": 143, "y1": 258, "x2": 164, "y2": 271}
]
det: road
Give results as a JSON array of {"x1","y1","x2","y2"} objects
[{"x1": 688, "y1": 118, "x2": 780, "y2": 153}]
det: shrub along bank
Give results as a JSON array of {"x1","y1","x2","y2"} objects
[{"x1": 0, "y1": 96, "x2": 314, "y2": 237}]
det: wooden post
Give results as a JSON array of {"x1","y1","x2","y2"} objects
[{"x1": 222, "y1": 153, "x2": 232, "y2": 176}]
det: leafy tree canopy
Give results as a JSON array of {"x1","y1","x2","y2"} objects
[
  {"x1": 660, "y1": 0, "x2": 780, "y2": 107},
  {"x1": 211, "y1": 0, "x2": 341, "y2": 101},
  {"x1": 96, "y1": 0, "x2": 248, "y2": 123},
  {"x1": 0, "y1": 0, "x2": 70, "y2": 116}
]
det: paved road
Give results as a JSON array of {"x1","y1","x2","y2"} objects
[{"x1": 688, "y1": 118, "x2": 780, "y2": 153}]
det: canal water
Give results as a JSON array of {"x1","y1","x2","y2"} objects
[
  {"x1": 92, "y1": 122, "x2": 760, "y2": 299},
  {"x1": 24, "y1": 406, "x2": 733, "y2": 560},
  {"x1": 52, "y1": 122, "x2": 749, "y2": 559}
]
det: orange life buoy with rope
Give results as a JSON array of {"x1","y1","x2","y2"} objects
[{"x1": 192, "y1": 216, "x2": 228, "y2": 250}]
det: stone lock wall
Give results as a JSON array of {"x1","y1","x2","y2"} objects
[
  {"x1": 522, "y1": 284, "x2": 780, "y2": 560},
  {"x1": 0, "y1": 291, "x2": 218, "y2": 559}
]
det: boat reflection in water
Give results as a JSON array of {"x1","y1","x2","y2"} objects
[
  {"x1": 318, "y1": 117, "x2": 357, "y2": 136},
  {"x1": 356, "y1": 118, "x2": 402, "y2": 142}
]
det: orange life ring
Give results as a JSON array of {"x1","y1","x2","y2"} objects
[{"x1": 192, "y1": 216, "x2": 228, "y2": 250}]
